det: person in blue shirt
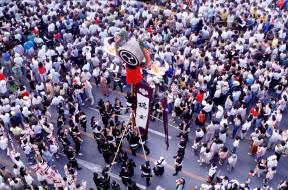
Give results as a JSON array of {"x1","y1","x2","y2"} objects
[
  {"x1": 167, "y1": 64, "x2": 174, "y2": 86},
  {"x1": 2, "y1": 50, "x2": 11, "y2": 73}
]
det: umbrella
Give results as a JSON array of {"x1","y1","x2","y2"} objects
[
  {"x1": 27, "y1": 33, "x2": 35, "y2": 41},
  {"x1": 34, "y1": 37, "x2": 43, "y2": 44},
  {"x1": 24, "y1": 40, "x2": 34, "y2": 50}
]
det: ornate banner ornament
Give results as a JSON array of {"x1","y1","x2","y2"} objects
[{"x1": 103, "y1": 30, "x2": 151, "y2": 84}]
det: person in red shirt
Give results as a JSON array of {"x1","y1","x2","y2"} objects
[
  {"x1": 38, "y1": 62, "x2": 47, "y2": 82},
  {"x1": 194, "y1": 90, "x2": 204, "y2": 113},
  {"x1": 195, "y1": 110, "x2": 206, "y2": 127}
]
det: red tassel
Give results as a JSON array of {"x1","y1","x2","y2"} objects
[{"x1": 126, "y1": 66, "x2": 142, "y2": 84}]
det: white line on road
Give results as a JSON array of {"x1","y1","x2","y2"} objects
[
  {"x1": 88, "y1": 107, "x2": 172, "y2": 140},
  {"x1": 148, "y1": 128, "x2": 172, "y2": 140},
  {"x1": 77, "y1": 158, "x2": 146, "y2": 190}
]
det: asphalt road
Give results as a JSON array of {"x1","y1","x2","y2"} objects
[{"x1": 0, "y1": 82, "x2": 287, "y2": 190}]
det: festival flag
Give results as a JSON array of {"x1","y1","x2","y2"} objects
[
  {"x1": 161, "y1": 95, "x2": 169, "y2": 150},
  {"x1": 135, "y1": 82, "x2": 153, "y2": 134}
]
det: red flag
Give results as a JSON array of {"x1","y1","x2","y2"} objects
[{"x1": 126, "y1": 66, "x2": 142, "y2": 85}]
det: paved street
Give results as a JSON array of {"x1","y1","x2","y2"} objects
[{"x1": 0, "y1": 83, "x2": 287, "y2": 190}]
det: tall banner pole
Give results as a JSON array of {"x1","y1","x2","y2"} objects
[{"x1": 131, "y1": 84, "x2": 135, "y2": 133}]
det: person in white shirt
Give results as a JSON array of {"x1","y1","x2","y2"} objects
[{"x1": 82, "y1": 79, "x2": 94, "y2": 105}]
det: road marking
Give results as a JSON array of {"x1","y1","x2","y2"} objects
[
  {"x1": 87, "y1": 107, "x2": 172, "y2": 139},
  {"x1": 148, "y1": 128, "x2": 172, "y2": 140},
  {"x1": 77, "y1": 158, "x2": 146, "y2": 190}
]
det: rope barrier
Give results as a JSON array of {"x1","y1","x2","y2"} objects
[{"x1": 108, "y1": 124, "x2": 128, "y2": 174}]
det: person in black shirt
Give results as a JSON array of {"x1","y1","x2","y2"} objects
[
  {"x1": 140, "y1": 161, "x2": 152, "y2": 186},
  {"x1": 58, "y1": 129, "x2": 70, "y2": 150},
  {"x1": 127, "y1": 159, "x2": 136, "y2": 176},
  {"x1": 69, "y1": 124, "x2": 83, "y2": 155},
  {"x1": 119, "y1": 166, "x2": 131, "y2": 186},
  {"x1": 127, "y1": 180, "x2": 140, "y2": 190},
  {"x1": 129, "y1": 132, "x2": 139, "y2": 156},
  {"x1": 63, "y1": 146, "x2": 81, "y2": 170},
  {"x1": 114, "y1": 98, "x2": 123, "y2": 123},
  {"x1": 113, "y1": 73, "x2": 123, "y2": 92},
  {"x1": 79, "y1": 112, "x2": 87, "y2": 132},
  {"x1": 102, "y1": 173, "x2": 110, "y2": 190},
  {"x1": 173, "y1": 155, "x2": 183, "y2": 176},
  {"x1": 111, "y1": 180, "x2": 121, "y2": 190},
  {"x1": 102, "y1": 139, "x2": 111, "y2": 163}
]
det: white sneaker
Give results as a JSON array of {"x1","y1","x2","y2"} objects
[{"x1": 78, "y1": 153, "x2": 83, "y2": 156}]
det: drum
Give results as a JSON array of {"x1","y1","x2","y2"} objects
[{"x1": 118, "y1": 38, "x2": 145, "y2": 69}]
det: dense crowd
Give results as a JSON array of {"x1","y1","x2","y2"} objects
[{"x1": 0, "y1": 0, "x2": 288, "y2": 190}]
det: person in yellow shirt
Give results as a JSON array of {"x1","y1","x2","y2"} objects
[
  {"x1": 220, "y1": 9, "x2": 228, "y2": 22},
  {"x1": 272, "y1": 37, "x2": 279, "y2": 48},
  {"x1": 10, "y1": 126, "x2": 23, "y2": 143}
]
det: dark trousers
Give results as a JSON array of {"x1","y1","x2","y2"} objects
[
  {"x1": 69, "y1": 159, "x2": 79, "y2": 168},
  {"x1": 74, "y1": 139, "x2": 81, "y2": 154},
  {"x1": 145, "y1": 177, "x2": 151, "y2": 186},
  {"x1": 103, "y1": 153, "x2": 110, "y2": 163},
  {"x1": 175, "y1": 165, "x2": 182, "y2": 174}
]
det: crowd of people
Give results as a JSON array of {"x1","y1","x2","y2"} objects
[{"x1": 0, "y1": 0, "x2": 288, "y2": 189}]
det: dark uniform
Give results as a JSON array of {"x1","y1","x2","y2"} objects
[
  {"x1": 127, "y1": 159, "x2": 136, "y2": 176},
  {"x1": 63, "y1": 146, "x2": 81, "y2": 170},
  {"x1": 93, "y1": 126, "x2": 104, "y2": 153},
  {"x1": 127, "y1": 180, "x2": 140, "y2": 190},
  {"x1": 139, "y1": 133, "x2": 150, "y2": 155},
  {"x1": 93, "y1": 173, "x2": 102, "y2": 190},
  {"x1": 58, "y1": 131, "x2": 70, "y2": 150},
  {"x1": 111, "y1": 180, "x2": 121, "y2": 190},
  {"x1": 173, "y1": 156, "x2": 183, "y2": 176},
  {"x1": 177, "y1": 137, "x2": 187, "y2": 158},
  {"x1": 140, "y1": 161, "x2": 152, "y2": 186},
  {"x1": 129, "y1": 133, "x2": 139, "y2": 156},
  {"x1": 113, "y1": 73, "x2": 123, "y2": 92},
  {"x1": 114, "y1": 100, "x2": 122, "y2": 123},
  {"x1": 119, "y1": 167, "x2": 131, "y2": 186},
  {"x1": 113, "y1": 125, "x2": 123, "y2": 147},
  {"x1": 102, "y1": 173, "x2": 110, "y2": 190},
  {"x1": 102, "y1": 140, "x2": 111, "y2": 163},
  {"x1": 99, "y1": 106, "x2": 109, "y2": 128},
  {"x1": 69, "y1": 125, "x2": 83, "y2": 154},
  {"x1": 79, "y1": 112, "x2": 87, "y2": 132}
]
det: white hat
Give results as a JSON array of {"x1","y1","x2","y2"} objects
[
  {"x1": 160, "y1": 157, "x2": 165, "y2": 161},
  {"x1": 10, "y1": 111, "x2": 15, "y2": 116}
]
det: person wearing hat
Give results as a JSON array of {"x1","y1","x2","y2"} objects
[
  {"x1": 153, "y1": 157, "x2": 166, "y2": 176},
  {"x1": 140, "y1": 161, "x2": 152, "y2": 186}
]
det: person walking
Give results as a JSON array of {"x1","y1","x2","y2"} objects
[
  {"x1": 140, "y1": 161, "x2": 153, "y2": 186},
  {"x1": 207, "y1": 163, "x2": 217, "y2": 183},
  {"x1": 100, "y1": 73, "x2": 108, "y2": 97}
]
